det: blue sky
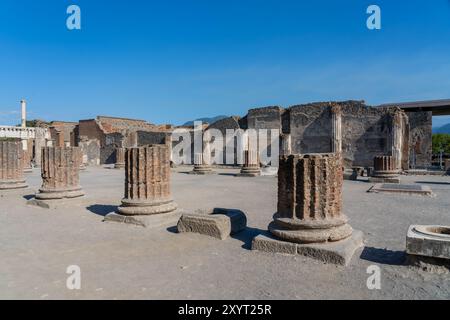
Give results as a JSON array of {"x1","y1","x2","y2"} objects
[{"x1": 0, "y1": 0, "x2": 450, "y2": 126}]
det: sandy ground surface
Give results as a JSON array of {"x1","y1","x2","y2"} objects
[{"x1": 0, "y1": 166, "x2": 449, "y2": 300}]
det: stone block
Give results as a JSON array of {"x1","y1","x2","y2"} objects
[
  {"x1": 177, "y1": 208, "x2": 247, "y2": 240},
  {"x1": 406, "y1": 225, "x2": 450, "y2": 260},
  {"x1": 251, "y1": 230, "x2": 364, "y2": 266}
]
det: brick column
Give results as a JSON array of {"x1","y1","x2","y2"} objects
[
  {"x1": 0, "y1": 141, "x2": 28, "y2": 190},
  {"x1": 369, "y1": 155, "x2": 401, "y2": 183},
  {"x1": 35, "y1": 147, "x2": 84, "y2": 199},
  {"x1": 114, "y1": 147, "x2": 125, "y2": 169},
  {"x1": 269, "y1": 153, "x2": 352, "y2": 243},
  {"x1": 118, "y1": 144, "x2": 177, "y2": 215}
]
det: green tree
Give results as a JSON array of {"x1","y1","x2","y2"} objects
[{"x1": 432, "y1": 134, "x2": 450, "y2": 154}]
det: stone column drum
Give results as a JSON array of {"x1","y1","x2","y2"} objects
[
  {"x1": 114, "y1": 147, "x2": 125, "y2": 169},
  {"x1": 35, "y1": 147, "x2": 85, "y2": 199},
  {"x1": 238, "y1": 150, "x2": 261, "y2": 177},
  {"x1": 269, "y1": 153, "x2": 352, "y2": 243},
  {"x1": 369, "y1": 155, "x2": 400, "y2": 183},
  {"x1": 22, "y1": 147, "x2": 32, "y2": 173},
  {"x1": 0, "y1": 141, "x2": 28, "y2": 190},
  {"x1": 118, "y1": 144, "x2": 177, "y2": 215},
  {"x1": 191, "y1": 153, "x2": 214, "y2": 174}
]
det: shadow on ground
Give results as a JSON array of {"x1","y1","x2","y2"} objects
[
  {"x1": 166, "y1": 224, "x2": 266, "y2": 250},
  {"x1": 231, "y1": 227, "x2": 267, "y2": 250},
  {"x1": 218, "y1": 173, "x2": 238, "y2": 177},
  {"x1": 87, "y1": 204, "x2": 118, "y2": 217},
  {"x1": 360, "y1": 246, "x2": 406, "y2": 266}
]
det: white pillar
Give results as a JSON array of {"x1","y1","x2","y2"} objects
[
  {"x1": 331, "y1": 105, "x2": 342, "y2": 154},
  {"x1": 20, "y1": 100, "x2": 27, "y2": 128}
]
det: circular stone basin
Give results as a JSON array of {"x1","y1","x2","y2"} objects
[{"x1": 413, "y1": 225, "x2": 450, "y2": 239}]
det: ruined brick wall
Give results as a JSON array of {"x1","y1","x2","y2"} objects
[
  {"x1": 247, "y1": 107, "x2": 283, "y2": 164},
  {"x1": 207, "y1": 116, "x2": 241, "y2": 165},
  {"x1": 78, "y1": 120, "x2": 104, "y2": 165},
  {"x1": 137, "y1": 131, "x2": 169, "y2": 146},
  {"x1": 49, "y1": 122, "x2": 78, "y2": 147},
  {"x1": 406, "y1": 111, "x2": 432, "y2": 168},
  {"x1": 288, "y1": 103, "x2": 333, "y2": 154},
  {"x1": 101, "y1": 132, "x2": 124, "y2": 164},
  {"x1": 341, "y1": 103, "x2": 394, "y2": 167}
]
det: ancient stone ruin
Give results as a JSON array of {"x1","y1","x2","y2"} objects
[
  {"x1": 237, "y1": 150, "x2": 261, "y2": 177},
  {"x1": 406, "y1": 225, "x2": 450, "y2": 272},
  {"x1": 22, "y1": 148, "x2": 32, "y2": 173},
  {"x1": 35, "y1": 147, "x2": 85, "y2": 200},
  {"x1": 369, "y1": 155, "x2": 401, "y2": 183},
  {"x1": 105, "y1": 144, "x2": 179, "y2": 227},
  {"x1": 114, "y1": 147, "x2": 125, "y2": 169},
  {"x1": 271, "y1": 153, "x2": 352, "y2": 243},
  {"x1": 252, "y1": 153, "x2": 363, "y2": 265},
  {"x1": 0, "y1": 141, "x2": 28, "y2": 190},
  {"x1": 190, "y1": 152, "x2": 214, "y2": 175}
]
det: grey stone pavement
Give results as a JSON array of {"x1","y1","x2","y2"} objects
[{"x1": 0, "y1": 166, "x2": 449, "y2": 300}]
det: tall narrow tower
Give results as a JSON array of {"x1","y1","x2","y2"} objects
[{"x1": 20, "y1": 99, "x2": 26, "y2": 128}]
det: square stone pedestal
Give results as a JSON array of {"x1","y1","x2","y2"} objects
[
  {"x1": 104, "y1": 211, "x2": 181, "y2": 228},
  {"x1": 368, "y1": 183, "x2": 434, "y2": 196},
  {"x1": 251, "y1": 230, "x2": 364, "y2": 266},
  {"x1": 27, "y1": 197, "x2": 87, "y2": 210},
  {"x1": 368, "y1": 177, "x2": 400, "y2": 184}
]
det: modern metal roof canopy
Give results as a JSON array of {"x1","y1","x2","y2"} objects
[{"x1": 377, "y1": 99, "x2": 450, "y2": 116}]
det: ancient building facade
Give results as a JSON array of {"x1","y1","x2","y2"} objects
[
  {"x1": 194, "y1": 101, "x2": 413, "y2": 169},
  {"x1": 77, "y1": 116, "x2": 172, "y2": 166}
]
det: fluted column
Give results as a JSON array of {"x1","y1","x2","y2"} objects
[
  {"x1": 331, "y1": 105, "x2": 342, "y2": 154},
  {"x1": 35, "y1": 147, "x2": 84, "y2": 199},
  {"x1": 281, "y1": 134, "x2": 292, "y2": 156},
  {"x1": 114, "y1": 147, "x2": 125, "y2": 169},
  {"x1": 269, "y1": 153, "x2": 352, "y2": 243},
  {"x1": 238, "y1": 150, "x2": 261, "y2": 177},
  {"x1": 390, "y1": 110, "x2": 404, "y2": 170},
  {"x1": 0, "y1": 141, "x2": 28, "y2": 190},
  {"x1": 372, "y1": 155, "x2": 400, "y2": 178},
  {"x1": 118, "y1": 144, "x2": 177, "y2": 215}
]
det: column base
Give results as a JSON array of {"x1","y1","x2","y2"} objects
[
  {"x1": 23, "y1": 167, "x2": 33, "y2": 173},
  {"x1": 268, "y1": 214, "x2": 353, "y2": 243},
  {"x1": 236, "y1": 166, "x2": 261, "y2": 177},
  {"x1": 0, "y1": 179, "x2": 28, "y2": 190},
  {"x1": 35, "y1": 187, "x2": 85, "y2": 200},
  {"x1": 188, "y1": 165, "x2": 215, "y2": 175},
  {"x1": 252, "y1": 230, "x2": 364, "y2": 266},
  {"x1": 118, "y1": 198, "x2": 178, "y2": 215},
  {"x1": 104, "y1": 210, "x2": 181, "y2": 228}
]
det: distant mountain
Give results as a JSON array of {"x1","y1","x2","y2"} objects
[
  {"x1": 433, "y1": 123, "x2": 450, "y2": 134},
  {"x1": 182, "y1": 115, "x2": 228, "y2": 126}
]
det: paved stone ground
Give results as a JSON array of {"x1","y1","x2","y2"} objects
[{"x1": 0, "y1": 166, "x2": 449, "y2": 300}]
